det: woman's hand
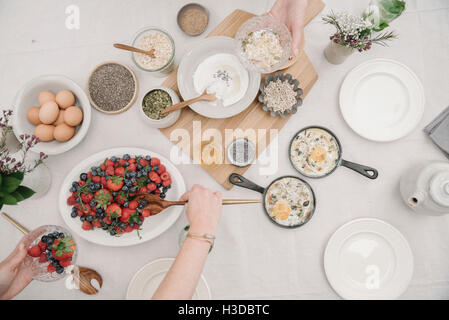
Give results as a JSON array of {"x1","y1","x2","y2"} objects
[
  {"x1": 179, "y1": 184, "x2": 222, "y2": 235},
  {"x1": 269, "y1": 0, "x2": 309, "y2": 56},
  {"x1": 0, "y1": 236, "x2": 33, "y2": 300}
]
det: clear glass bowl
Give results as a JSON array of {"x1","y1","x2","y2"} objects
[
  {"x1": 235, "y1": 15, "x2": 292, "y2": 74},
  {"x1": 131, "y1": 27, "x2": 176, "y2": 77},
  {"x1": 22, "y1": 225, "x2": 77, "y2": 282}
]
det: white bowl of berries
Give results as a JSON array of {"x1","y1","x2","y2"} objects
[{"x1": 58, "y1": 147, "x2": 186, "y2": 247}]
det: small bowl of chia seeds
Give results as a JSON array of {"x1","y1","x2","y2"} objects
[
  {"x1": 259, "y1": 72, "x2": 303, "y2": 117},
  {"x1": 139, "y1": 86, "x2": 181, "y2": 128}
]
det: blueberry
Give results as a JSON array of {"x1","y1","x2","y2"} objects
[
  {"x1": 46, "y1": 237, "x2": 54, "y2": 245},
  {"x1": 120, "y1": 223, "x2": 127, "y2": 229},
  {"x1": 46, "y1": 252, "x2": 52, "y2": 259},
  {"x1": 130, "y1": 171, "x2": 136, "y2": 177},
  {"x1": 102, "y1": 223, "x2": 109, "y2": 229},
  {"x1": 80, "y1": 216, "x2": 86, "y2": 221},
  {"x1": 123, "y1": 202, "x2": 129, "y2": 207},
  {"x1": 162, "y1": 187, "x2": 168, "y2": 192},
  {"x1": 157, "y1": 183, "x2": 162, "y2": 188},
  {"x1": 92, "y1": 171, "x2": 98, "y2": 176},
  {"x1": 86, "y1": 215, "x2": 93, "y2": 222},
  {"x1": 129, "y1": 223, "x2": 135, "y2": 227},
  {"x1": 41, "y1": 235, "x2": 48, "y2": 242},
  {"x1": 99, "y1": 171, "x2": 105, "y2": 177},
  {"x1": 137, "y1": 164, "x2": 142, "y2": 170},
  {"x1": 140, "y1": 200, "x2": 147, "y2": 206},
  {"x1": 110, "y1": 230, "x2": 116, "y2": 236},
  {"x1": 160, "y1": 193, "x2": 166, "y2": 199},
  {"x1": 96, "y1": 208, "x2": 103, "y2": 214},
  {"x1": 56, "y1": 267, "x2": 64, "y2": 274},
  {"x1": 153, "y1": 165, "x2": 160, "y2": 171},
  {"x1": 126, "y1": 181, "x2": 132, "y2": 187},
  {"x1": 123, "y1": 162, "x2": 129, "y2": 167},
  {"x1": 58, "y1": 233, "x2": 64, "y2": 239},
  {"x1": 112, "y1": 221, "x2": 118, "y2": 227},
  {"x1": 80, "y1": 173, "x2": 87, "y2": 181},
  {"x1": 137, "y1": 172, "x2": 142, "y2": 178},
  {"x1": 137, "y1": 203, "x2": 144, "y2": 210},
  {"x1": 130, "y1": 187, "x2": 137, "y2": 193},
  {"x1": 145, "y1": 155, "x2": 151, "y2": 161},
  {"x1": 89, "y1": 200, "x2": 96, "y2": 207},
  {"x1": 71, "y1": 212, "x2": 77, "y2": 218},
  {"x1": 52, "y1": 260, "x2": 60, "y2": 266},
  {"x1": 123, "y1": 154, "x2": 130, "y2": 160},
  {"x1": 70, "y1": 187, "x2": 76, "y2": 192},
  {"x1": 71, "y1": 206, "x2": 78, "y2": 213},
  {"x1": 137, "y1": 220, "x2": 143, "y2": 226},
  {"x1": 112, "y1": 191, "x2": 117, "y2": 197},
  {"x1": 95, "y1": 183, "x2": 101, "y2": 190},
  {"x1": 131, "y1": 177, "x2": 137, "y2": 183},
  {"x1": 122, "y1": 185, "x2": 128, "y2": 191}
]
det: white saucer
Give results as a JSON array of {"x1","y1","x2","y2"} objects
[
  {"x1": 126, "y1": 258, "x2": 211, "y2": 300},
  {"x1": 340, "y1": 59, "x2": 425, "y2": 142},
  {"x1": 324, "y1": 218, "x2": 413, "y2": 300}
]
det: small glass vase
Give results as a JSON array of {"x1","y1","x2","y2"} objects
[
  {"x1": 0, "y1": 129, "x2": 21, "y2": 154},
  {"x1": 324, "y1": 41, "x2": 354, "y2": 65},
  {"x1": 21, "y1": 163, "x2": 51, "y2": 199}
]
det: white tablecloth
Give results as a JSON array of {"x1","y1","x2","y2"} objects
[{"x1": 1, "y1": 0, "x2": 448, "y2": 300}]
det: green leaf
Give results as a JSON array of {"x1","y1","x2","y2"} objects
[
  {"x1": 11, "y1": 191, "x2": 24, "y2": 202},
  {"x1": 15, "y1": 186, "x2": 35, "y2": 200},
  {"x1": 55, "y1": 250, "x2": 63, "y2": 257},
  {"x1": 9, "y1": 171, "x2": 24, "y2": 181},
  {"x1": 1, "y1": 176, "x2": 21, "y2": 193},
  {"x1": 0, "y1": 174, "x2": 2, "y2": 187},
  {"x1": 2, "y1": 194, "x2": 17, "y2": 205},
  {"x1": 63, "y1": 247, "x2": 73, "y2": 253}
]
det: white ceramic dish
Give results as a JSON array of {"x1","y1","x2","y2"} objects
[
  {"x1": 126, "y1": 257, "x2": 211, "y2": 299},
  {"x1": 12, "y1": 75, "x2": 91, "y2": 155},
  {"x1": 340, "y1": 59, "x2": 425, "y2": 142},
  {"x1": 139, "y1": 86, "x2": 181, "y2": 128},
  {"x1": 58, "y1": 147, "x2": 186, "y2": 247},
  {"x1": 177, "y1": 36, "x2": 261, "y2": 119},
  {"x1": 324, "y1": 218, "x2": 413, "y2": 300}
]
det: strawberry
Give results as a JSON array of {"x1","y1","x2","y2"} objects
[
  {"x1": 94, "y1": 189, "x2": 113, "y2": 209},
  {"x1": 27, "y1": 245, "x2": 41, "y2": 257},
  {"x1": 106, "y1": 203, "x2": 122, "y2": 217},
  {"x1": 105, "y1": 159, "x2": 114, "y2": 167},
  {"x1": 87, "y1": 172, "x2": 92, "y2": 179},
  {"x1": 92, "y1": 219, "x2": 102, "y2": 227},
  {"x1": 142, "y1": 209, "x2": 151, "y2": 217},
  {"x1": 115, "y1": 194, "x2": 126, "y2": 205},
  {"x1": 133, "y1": 224, "x2": 140, "y2": 229},
  {"x1": 139, "y1": 158, "x2": 149, "y2": 166},
  {"x1": 59, "y1": 259, "x2": 72, "y2": 268},
  {"x1": 138, "y1": 186, "x2": 147, "y2": 194},
  {"x1": 47, "y1": 264, "x2": 57, "y2": 273},
  {"x1": 105, "y1": 166, "x2": 115, "y2": 176},
  {"x1": 128, "y1": 158, "x2": 136, "y2": 164},
  {"x1": 120, "y1": 208, "x2": 135, "y2": 222},
  {"x1": 77, "y1": 203, "x2": 91, "y2": 214},
  {"x1": 106, "y1": 176, "x2": 124, "y2": 192},
  {"x1": 51, "y1": 238, "x2": 76, "y2": 260},
  {"x1": 101, "y1": 177, "x2": 107, "y2": 186},
  {"x1": 82, "y1": 221, "x2": 92, "y2": 230},
  {"x1": 124, "y1": 225, "x2": 134, "y2": 233},
  {"x1": 128, "y1": 163, "x2": 136, "y2": 171},
  {"x1": 103, "y1": 216, "x2": 112, "y2": 225},
  {"x1": 92, "y1": 176, "x2": 101, "y2": 183},
  {"x1": 148, "y1": 171, "x2": 160, "y2": 182},
  {"x1": 39, "y1": 252, "x2": 48, "y2": 263},
  {"x1": 38, "y1": 241, "x2": 47, "y2": 252},
  {"x1": 115, "y1": 167, "x2": 125, "y2": 177},
  {"x1": 119, "y1": 158, "x2": 126, "y2": 166},
  {"x1": 160, "y1": 172, "x2": 170, "y2": 181},
  {"x1": 150, "y1": 158, "x2": 160, "y2": 166},
  {"x1": 77, "y1": 209, "x2": 84, "y2": 217},
  {"x1": 78, "y1": 180, "x2": 86, "y2": 187},
  {"x1": 67, "y1": 195, "x2": 77, "y2": 206},
  {"x1": 147, "y1": 182, "x2": 157, "y2": 191},
  {"x1": 100, "y1": 164, "x2": 106, "y2": 171},
  {"x1": 157, "y1": 164, "x2": 166, "y2": 175},
  {"x1": 128, "y1": 200, "x2": 138, "y2": 210},
  {"x1": 162, "y1": 179, "x2": 172, "y2": 187}
]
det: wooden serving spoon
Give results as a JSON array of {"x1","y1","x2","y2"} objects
[
  {"x1": 1, "y1": 212, "x2": 103, "y2": 295},
  {"x1": 113, "y1": 43, "x2": 155, "y2": 58},
  {"x1": 133, "y1": 194, "x2": 261, "y2": 216},
  {"x1": 161, "y1": 90, "x2": 216, "y2": 115}
]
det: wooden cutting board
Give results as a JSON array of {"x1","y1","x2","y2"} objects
[{"x1": 160, "y1": 1, "x2": 325, "y2": 189}]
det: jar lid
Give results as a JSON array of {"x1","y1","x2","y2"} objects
[
  {"x1": 430, "y1": 172, "x2": 449, "y2": 207},
  {"x1": 226, "y1": 138, "x2": 256, "y2": 167}
]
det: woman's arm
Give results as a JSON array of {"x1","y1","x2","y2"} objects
[{"x1": 152, "y1": 185, "x2": 222, "y2": 300}]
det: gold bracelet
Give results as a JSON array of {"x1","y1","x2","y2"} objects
[{"x1": 186, "y1": 232, "x2": 215, "y2": 247}]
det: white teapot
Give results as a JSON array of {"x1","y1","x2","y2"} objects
[{"x1": 400, "y1": 161, "x2": 449, "y2": 215}]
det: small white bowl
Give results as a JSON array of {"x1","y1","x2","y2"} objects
[
  {"x1": 139, "y1": 86, "x2": 181, "y2": 128},
  {"x1": 12, "y1": 75, "x2": 91, "y2": 155}
]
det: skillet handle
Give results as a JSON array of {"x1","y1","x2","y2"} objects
[
  {"x1": 341, "y1": 159, "x2": 378, "y2": 179},
  {"x1": 229, "y1": 173, "x2": 265, "y2": 194}
]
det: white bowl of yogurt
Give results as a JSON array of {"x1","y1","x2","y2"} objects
[{"x1": 177, "y1": 36, "x2": 261, "y2": 119}]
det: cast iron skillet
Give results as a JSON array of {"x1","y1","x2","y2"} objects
[
  {"x1": 229, "y1": 173, "x2": 316, "y2": 229},
  {"x1": 289, "y1": 126, "x2": 379, "y2": 179}
]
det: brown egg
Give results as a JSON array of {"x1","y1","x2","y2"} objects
[
  {"x1": 34, "y1": 124, "x2": 55, "y2": 142},
  {"x1": 53, "y1": 110, "x2": 65, "y2": 125},
  {"x1": 55, "y1": 90, "x2": 75, "y2": 109},
  {"x1": 38, "y1": 91, "x2": 56, "y2": 106},
  {"x1": 39, "y1": 101, "x2": 59, "y2": 124},
  {"x1": 64, "y1": 106, "x2": 83, "y2": 126},
  {"x1": 54, "y1": 123, "x2": 75, "y2": 142},
  {"x1": 26, "y1": 106, "x2": 41, "y2": 125}
]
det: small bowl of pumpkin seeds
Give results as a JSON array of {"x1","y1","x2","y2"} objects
[{"x1": 139, "y1": 86, "x2": 181, "y2": 128}]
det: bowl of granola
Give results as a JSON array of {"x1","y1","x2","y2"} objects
[{"x1": 235, "y1": 15, "x2": 292, "y2": 74}]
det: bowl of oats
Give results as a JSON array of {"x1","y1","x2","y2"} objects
[
  {"x1": 235, "y1": 15, "x2": 292, "y2": 74},
  {"x1": 258, "y1": 72, "x2": 303, "y2": 117},
  {"x1": 131, "y1": 27, "x2": 176, "y2": 77}
]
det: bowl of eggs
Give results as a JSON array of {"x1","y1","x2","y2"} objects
[{"x1": 12, "y1": 75, "x2": 91, "y2": 155}]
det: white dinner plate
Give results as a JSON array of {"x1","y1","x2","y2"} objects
[
  {"x1": 126, "y1": 258, "x2": 211, "y2": 300},
  {"x1": 324, "y1": 218, "x2": 413, "y2": 300},
  {"x1": 177, "y1": 36, "x2": 261, "y2": 119},
  {"x1": 340, "y1": 59, "x2": 425, "y2": 142},
  {"x1": 58, "y1": 147, "x2": 186, "y2": 247}
]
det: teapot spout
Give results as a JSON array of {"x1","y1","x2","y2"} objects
[{"x1": 408, "y1": 190, "x2": 427, "y2": 208}]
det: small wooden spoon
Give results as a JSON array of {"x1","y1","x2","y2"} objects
[
  {"x1": 1, "y1": 212, "x2": 103, "y2": 295},
  {"x1": 113, "y1": 43, "x2": 155, "y2": 58},
  {"x1": 133, "y1": 194, "x2": 260, "y2": 216},
  {"x1": 161, "y1": 90, "x2": 216, "y2": 115}
]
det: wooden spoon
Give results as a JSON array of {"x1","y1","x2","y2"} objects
[
  {"x1": 1, "y1": 212, "x2": 103, "y2": 295},
  {"x1": 161, "y1": 90, "x2": 216, "y2": 115},
  {"x1": 113, "y1": 43, "x2": 155, "y2": 58},
  {"x1": 133, "y1": 194, "x2": 260, "y2": 216}
]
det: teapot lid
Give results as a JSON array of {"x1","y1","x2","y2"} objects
[{"x1": 430, "y1": 172, "x2": 449, "y2": 207}]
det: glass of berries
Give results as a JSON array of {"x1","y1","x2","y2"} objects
[{"x1": 23, "y1": 225, "x2": 77, "y2": 282}]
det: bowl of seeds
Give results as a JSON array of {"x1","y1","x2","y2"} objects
[
  {"x1": 140, "y1": 86, "x2": 181, "y2": 128},
  {"x1": 177, "y1": 3, "x2": 209, "y2": 36},
  {"x1": 258, "y1": 72, "x2": 303, "y2": 117},
  {"x1": 87, "y1": 61, "x2": 138, "y2": 114}
]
